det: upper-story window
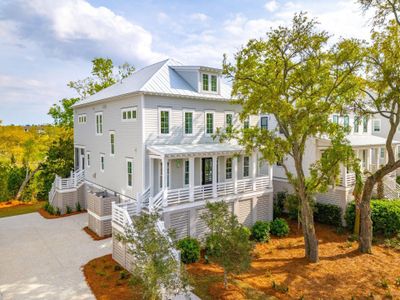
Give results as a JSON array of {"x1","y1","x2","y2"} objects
[
  {"x1": 372, "y1": 119, "x2": 381, "y2": 132},
  {"x1": 78, "y1": 114, "x2": 87, "y2": 124},
  {"x1": 127, "y1": 159, "x2": 133, "y2": 188},
  {"x1": 343, "y1": 115, "x2": 350, "y2": 127},
  {"x1": 121, "y1": 107, "x2": 137, "y2": 122},
  {"x1": 110, "y1": 131, "x2": 115, "y2": 156},
  {"x1": 260, "y1": 116, "x2": 268, "y2": 130},
  {"x1": 202, "y1": 73, "x2": 218, "y2": 92},
  {"x1": 244, "y1": 116, "x2": 250, "y2": 129},
  {"x1": 226, "y1": 158, "x2": 232, "y2": 180},
  {"x1": 332, "y1": 115, "x2": 339, "y2": 124},
  {"x1": 159, "y1": 108, "x2": 171, "y2": 135},
  {"x1": 95, "y1": 112, "x2": 103, "y2": 135},
  {"x1": 225, "y1": 112, "x2": 233, "y2": 133},
  {"x1": 205, "y1": 111, "x2": 214, "y2": 135},
  {"x1": 100, "y1": 154, "x2": 105, "y2": 172},
  {"x1": 243, "y1": 156, "x2": 250, "y2": 177},
  {"x1": 87, "y1": 152, "x2": 91, "y2": 168},
  {"x1": 184, "y1": 111, "x2": 193, "y2": 135},
  {"x1": 362, "y1": 116, "x2": 368, "y2": 133},
  {"x1": 354, "y1": 116, "x2": 359, "y2": 133},
  {"x1": 184, "y1": 160, "x2": 190, "y2": 186}
]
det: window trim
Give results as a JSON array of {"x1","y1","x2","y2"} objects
[
  {"x1": 354, "y1": 116, "x2": 360, "y2": 133},
  {"x1": 87, "y1": 151, "x2": 91, "y2": 168},
  {"x1": 158, "y1": 107, "x2": 171, "y2": 136},
  {"x1": 362, "y1": 116, "x2": 368, "y2": 133},
  {"x1": 183, "y1": 110, "x2": 194, "y2": 136},
  {"x1": 332, "y1": 114, "x2": 339, "y2": 124},
  {"x1": 100, "y1": 154, "x2": 105, "y2": 172},
  {"x1": 243, "y1": 156, "x2": 250, "y2": 178},
  {"x1": 121, "y1": 107, "x2": 137, "y2": 122},
  {"x1": 225, "y1": 157, "x2": 233, "y2": 180},
  {"x1": 78, "y1": 113, "x2": 87, "y2": 124},
  {"x1": 204, "y1": 110, "x2": 215, "y2": 136},
  {"x1": 95, "y1": 112, "x2": 103, "y2": 136},
  {"x1": 372, "y1": 119, "x2": 381, "y2": 133},
  {"x1": 224, "y1": 111, "x2": 234, "y2": 131},
  {"x1": 109, "y1": 131, "x2": 115, "y2": 157},
  {"x1": 243, "y1": 116, "x2": 250, "y2": 129},
  {"x1": 126, "y1": 158, "x2": 133, "y2": 188},
  {"x1": 201, "y1": 72, "x2": 218, "y2": 94},
  {"x1": 183, "y1": 159, "x2": 190, "y2": 186},
  {"x1": 260, "y1": 115, "x2": 268, "y2": 130}
]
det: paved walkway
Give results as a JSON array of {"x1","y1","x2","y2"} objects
[{"x1": 0, "y1": 212, "x2": 111, "y2": 300}]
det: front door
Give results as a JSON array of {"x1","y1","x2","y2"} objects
[{"x1": 202, "y1": 158, "x2": 213, "y2": 185}]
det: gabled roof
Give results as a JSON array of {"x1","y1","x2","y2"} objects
[{"x1": 73, "y1": 58, "x2": 232, "y2": 108}]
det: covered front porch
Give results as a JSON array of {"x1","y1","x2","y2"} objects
[{"x1": 146, "y1": 143, "x2": 273, "y2": 209}]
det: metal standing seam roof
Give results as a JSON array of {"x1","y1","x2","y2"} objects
[
  {"x1": 147, "y1": 143, "x2": 243, "y2": 158},
  {"x1": 318, "y1": 134, "x2": 399, "y2": 147},
  {"x1": 73, "y1": 58, "x2": 233, "y2": 108}
]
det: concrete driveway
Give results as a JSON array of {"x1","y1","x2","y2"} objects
[{"x1": 0, "y1": 212, "x2": 111, "y2": 300}]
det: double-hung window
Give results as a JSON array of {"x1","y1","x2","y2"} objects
[
  {"x1": 184, "y1": 160, "x2": 190, "y2": 185},
  {"x1": 363, "y1": 116, "x2": 368, "y2": 133},
  {"x1": 202, "y1": 74, "x2": 209, "y2": 91},
  {"x1": 332, "y1": 114, "x2": 339, "y2": 124},
  {"x1": 225, "y1": 112, "x2": 233, "y2": 133},
  {"x1": 343, "y1": 115, "x2": 350, "y2": 127},
  {"x1": 127, "y1": 159, "x2": 133, "y2": 188},
  {"x1": 372, "y1": 119, "x2": 381, "y2": 132},
  {"x1": 87, "y1": 152, "x2": 91, "y2": 168},
  {"x1": 78, "y1": 114, "x2": 87, "y2": 124},
  {"x1": 121, "y1": 107, "x2": 137, "y2": 121},
  {"x1": 226, "y1": 158, "x2": 232, "y2": 180},
  {"x1": 260, "y1": 116, "x2": 268, "y2": 130},
  {"x1": 184, "y1": 111, "x2": 193, "y2": 135},
  {"x1": 159, "y1": 108, "x2": 170, "y2": 135},
  {"x1": 95, "y1": 112, "x2": 103, "y2": 135},
  {"x1": 211, "y1": 75, "x2": 217, "y2": 92},
  {"x1": 202, "y1": 73, "x2": 218, "y2": 92},
  {"x1": 354, "y1": 116, "x2": 359, "y2": 133},
  {"x1": 244, "y1": 116, "x2": 250, "y2": 129},
  {"x1": 110, "y1": 131, "x2": 115, "y2": 156},
  {"x1": 205, "y1": 111, "x2": 214, "y2": 135},
  {"x1": 243, "y1": 156, "x2": 250, "y2": 177},
  {"x1": 100, "y1": 154, "x2": 105, "y2": 172}
]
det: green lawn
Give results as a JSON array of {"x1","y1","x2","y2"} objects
[{"x1": 0, "y1": 202, "x2": 43, "y2": 218}]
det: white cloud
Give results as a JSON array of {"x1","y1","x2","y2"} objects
[
  {"x1": 190, "y1": 13, "x2": 209, "y2": 22},
  {"x1": 265, "y1": 0, "x2": 279, "y2": 12}
]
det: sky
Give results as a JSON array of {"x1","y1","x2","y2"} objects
[{"x1": 0, "y1": 0, "x2": 374, "y2": 125}]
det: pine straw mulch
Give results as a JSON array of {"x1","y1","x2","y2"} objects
[
  {"x1": 83, "y1": 254, "x2": 142, "y2": 300},
  {"x1": 0, "y1": 200, "x2": 37, "y2": 208},
  {"x1": 186, "y1": 221, "x2": 400, "y2": 300},
  {"x1": 83, "y1": 226, "x2": 111, "y2": 241},
  {"x1": 37, "y1": 208, "x2": 87, "y2": 219}
]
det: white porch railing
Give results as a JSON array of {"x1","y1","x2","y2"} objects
[
  {"x1": 194, "y1": 184, "x2": 214, "y2": 201},
  {"x1": 254, "y1": 176, "x2": 270, "y2": 191},
  {"x1": 112, "y1": 201, "x2": 137, "y2": 228},
  {"x1": 54, "y1": 169, "x2": 85, "y2": 190},
  {"x1": 217, "y1": 181, "x2": 234, "y2": 197},
  {"x1": 151, "y1": 190, "x2": 164, "y2": 211},
  {"x1": 339, "y1": 173, "x2": 356, "y2": 187},
  {"x1": 167, "y1": 187, "x2": 190, "y2": 205}
]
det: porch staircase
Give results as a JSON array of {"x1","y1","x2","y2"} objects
[
  {"x1": 382, "y1": 175, "x2": 400, "y2": 199},
  {"x1": 48, "y1": 169, "x2": 85, "y2": 206}
]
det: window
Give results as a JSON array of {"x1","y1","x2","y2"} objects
[
  {"x1": 121, "y1": 107, "x2": 137, "y2": 121},
  {"x1": 372, "y1": 119, "x2": 381, "y2": 132},
  {"x1": 95, "y1": 112, "x2": 103, "y2": 135},
  {"x1": 78, "y1": 114, "x2": 87, "y2": 124},
  {"x1": 343, "y1": 115, "x2": 350, "y2": 127},
  {"x1": 100, "y1": 154, "x2": 105, "y2": 172},
  {"x1": 127, "y1": 159, "x2": 133, "y2": 187},
  {"x1": 380, "y1": 147, "x2": 385, "y2": 159},
  {"x1": 184, "y1": 111, "x2": 193, "y2": 135},
  {"x1": 332, "y1": 115, "x2": 339, "y2": 124},
  {"x1": 211, "y1": 75, "x2": 217, "y2": 92},
  {"x1": 243, "y1": 156, "x2": 250, "y2": 177},
  {"x1": 354, "y1": 116, "x2": 359, "y2": 133},
  {"x1": 184, "y1": 160, "x2": 189, "y2": 185},
  {"x1": 244, "y1": 116, "x2": 250, "y2": 129},
  {"x1": 110, "y1": 132, "x2": 115, "y2": 156},
  {"x1": 159, "y1": 161, "x2": 170, "y2": 188},
  {"x1": 159, "y1": 109, "x2": 170, "y2": 135},
  {"x1": 225, "y1": 112, "x2": 233, "y2": 133},
  {"x1": 363, "y1": 116, "x2": 368, "y2": 133},
  {"x1": 167, "y1": 162, "x2": 170, "y2": 187},
  {"x1": 202, "y1": 74, "x2": 209, "y2": 91},
  {"x1": 87, "y1": 152, "x2": 91, "y2": 168},
  {"x1": 397, "y1": 145, "x2": 400, "y2": 160},
  {"x1": 205, "y1": 111, "x2": 214, "y2": 135},
  {"x1": 260, "y1": 116, "x2": 268, "y2": 130},
  {"x1": 226, "y1": 158, "x2": 232, "y2": 180}
]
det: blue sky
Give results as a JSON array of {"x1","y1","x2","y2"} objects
[{"x1": 0, "y1": 0, "x2": 373, "y2": 125}]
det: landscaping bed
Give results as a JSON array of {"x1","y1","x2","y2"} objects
[
  {"x1": 83, "y1": 226, "x2": 111, "y2": 241},
  {"x1": 0, "y1": 200, "x2": 44, "y2": 218},
  {"x1": 38, "y1": 207, "x2": 86, "y2": 219}
]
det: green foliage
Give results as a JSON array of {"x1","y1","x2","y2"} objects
[
  {"x1": 75, "y1": 202, "x2": 81, "y2": 212},
  {"x1": 117, "y1": 213, "x2": 188, "y2": 299},
  {"x1": 251, "y1": 221, "x2": 271, "y2": 242},
  {"x1": 201, "y1": 201, "x2": 254, "y2": 288},
  {"x1": 56, "y1": 207, "x2": 61, "y2": 216},
  {"x1": 346, "y1": 200, "x2": 400, "y2": 236},
  {"x1": 272, "y1": 281, "x2": 289, "y2": 293},
  {"x1": 285, "y1": 194, "x2": 300, "y2": 220},
  {"x1": 119, "y1": 270, "x2": 129, "y2": 280},
  {"x1": 273, "y1": 192, "x2": 286, "y2": 218},
  {"x1": 66, "y1": 205, "x2": 72, "y2": 214},
  {"x1": 44, "y1": 202, "x2": 55, "y2": 215},
  {"x1": 7, "y1": 166, "x2": 26, "y2": 197},
  {"x1": 176, "y1": 237, "x2": 201, "y2": 264},
  {"x1": 270, "y1": 218, "x2": 290, "y2": 237},
  {"x1": 384, "y1": 234, "x2": 400, "y2": 251},
  {"x1": 48, "y1": 98, "x2": 80, "y2": 128},
  {"x1": 314, "y1": 203, "x2": 342, "y2": 227}
]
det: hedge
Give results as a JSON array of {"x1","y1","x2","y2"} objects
[
  {"x1": 314, "y1": 203, "x2": 342, "y2": 227},
  {"x1": 345, "y1": 200, "x2": 400, "y2": 236}
]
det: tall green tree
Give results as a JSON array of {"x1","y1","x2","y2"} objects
[
  {"x1": 48, "y1": 58, "x2": 135, "y2": 128},
  {"x1": 223, "y1": 13, "x2": 363, "y2": 262},
  {"x1": 201, "y1": 201, "x2": 254, "y2": 289},
  {"x1": 354, "y1": 21, "x2": 400, "y2": 253},
  {"x1": 359, "y1": 0, "x2": 400, "y2": 26}
]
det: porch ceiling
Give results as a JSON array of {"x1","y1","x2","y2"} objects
[
  {"x1": 317, "y1": 134, "x2": 400, "y2": 148},
  {"x1": 147, "y1": 143, "x2": 243, "y2": 158}
]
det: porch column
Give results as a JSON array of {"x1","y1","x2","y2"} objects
[
  {"x1": 162, "y1": 156, "x2": 168, "y2": 207},
  {"x1": 233, "y1": 156, "x2": 238, "y2": 194},
  {"x1": 342, "y1": 165, "x2": 347, "y2": 188},
  {"x1": 189, "y1": 157, "x2": 195, "y2": 201},
  {"x1": 268, "y1": 163, "x2": 273, "y2": 188},
  {"x1": 212, "y1": 156, "x2": 218, "y2": 198},
  {"x1": 252, "y1": 152, "x2": 257, "y2": 191},
  {"x1": 149, "y1": 158, "x2": 154, "y2": 196},
  {"x1": 376, "y1": 148, "x2": 380, "y2": 169}
]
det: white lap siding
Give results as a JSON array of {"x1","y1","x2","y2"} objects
[
  {"x1": 237, "y1": 199, "x2": 253, "y2": 227},
  {"x1": 169, "y1": 211, "x2": 190, "y2": 240}
]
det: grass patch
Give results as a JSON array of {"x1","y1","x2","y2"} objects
[{"x1": 0, "y1": 201, "x2": 43, "y2": 218}]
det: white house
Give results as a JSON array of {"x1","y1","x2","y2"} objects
[{"x1": 49, "y1": 58, "x2": 274, "y2": 252}]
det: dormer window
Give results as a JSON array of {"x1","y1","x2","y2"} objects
[{"x1": 202, "y1": 73, "x2": 218, "y2": 92}]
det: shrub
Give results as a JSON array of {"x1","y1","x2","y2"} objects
[
  {"x1": 251, "y1": 221, "x2": 271, "y2": 242},
  {"x1": 176, "y1": 237, "x2": 201, "y2": 264},
  {"x1": 270, "y1": 218, "x2": 290, "y2": 237},
  {"x1": 205, "y1": 234, "x2": 222, "y2": 262},
  {"x1": 274, "y1": 192, "x2": 287, "y2": 218},
  {"x1": 75, "y1": 202, "x2": 81, "y2": 212},
  {"x1": 314, "y1": 203, "x2": 342, "y2": 227},
  {"x1": 44, "y1": 202, "x2": 55, "y2": 215},
  {"x1": 242, "y1": 226, "x2": 251, "y2": 238},
  {"x1": 56, "y1": 207, "x2": 61, "y2": 216},
  {"x1": 285, "y1": 194, "x2": 300, "y2": 220},
  {"x1": 66, "y1": 205, "x2": 72, "y2": 214},
  {"x1": 345, "y1": 200, "x2": 400, "y2": 237},
  {"x1": 119, "y1": 270, "x2": 129, "y2": 280}
]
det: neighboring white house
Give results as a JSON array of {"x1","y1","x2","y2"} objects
[{"x1": 272, "y1": 112, "x2": 400, "y2": 214}]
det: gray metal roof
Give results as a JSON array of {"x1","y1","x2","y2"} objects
[
  {"x1": 147, "y1": 143, "x2": 243, "y2": 158},
  {"x1": 73, "y1": 58, "x2": 232, "y2": 108}
]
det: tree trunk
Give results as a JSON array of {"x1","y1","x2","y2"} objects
[
  {"x1": 15, "y1": 165, "x2": 40, "y2": 200},
  {"x1": 354, "y1": 205, "x2": 360, "y2": 236},
  {"x1": 223, "y1": 269, "x2": 228, "y2": 289},
  {"x1": 359, "y1": 177, "x2": 375, "y2": 253},
  {"x1": 377, "y1": 179, "x2": 384, "y2": 199},
  {"x1": 300, "y1": 196, "x2": 319, "y2": 262}
]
